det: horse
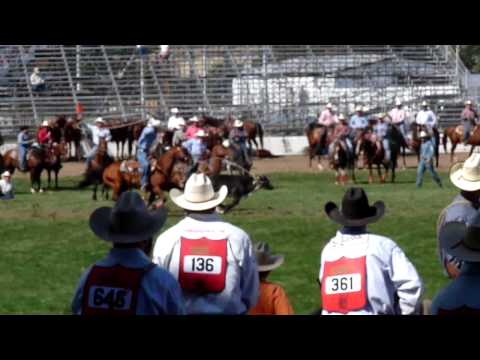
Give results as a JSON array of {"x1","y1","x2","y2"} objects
[
  {"x1": 358, "y1": 133, "x2": 390, "y2": 184},
  {"x1": 305, "y1": 123, "x2": 333, "y2": 170},
  {"x1": 147, "y1": 146, "x2": 191, "y2": 207},
  {"x1": 443, "y1": 124, "x2": 480, "y2": 165},
  {"x1": 330, "y1": 140, "x2": 356, "y2": 186},
  {"x1": 198, "y1": 144, "x2": 234, "y2": 177},
  {"x1": 3, "y1": 146, "x2": 47, "y2": 193},
  {"x1": 43, "y1": 142, "x2": 67, "y2": 189},
  {"x1": 110, "y1": 121, "x2": 130, "y2": 160},
  {"x1": 102, "y1": 160, "x2": 142, "y2": 201},
  {"x1": 64, "y1": 117, "x2": 83, "y2": 161},
  {"x1": 127, "y1": 122, "x2": 146, "y2": 158},
  {"x1": 79, "y1": 139, "x2": 114, "y2": 201}
]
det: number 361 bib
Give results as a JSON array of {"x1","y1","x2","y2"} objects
[
  {"x1": 321, "y1": 256, "x2": 367, "y2": 314},
  {"x1": 179, "y1": 238, "x2": 228, "y2": 294}
]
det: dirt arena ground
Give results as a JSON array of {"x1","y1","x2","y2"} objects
[{"x1": 16, "y1": 152, "x2": 470, "y2": 180}]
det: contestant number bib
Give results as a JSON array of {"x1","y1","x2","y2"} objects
[
  {"x1": 88, "y1": 286, "x2": 133, "y2": 311},
  {"x1": 325, "y1": 273, "x2": 362, "y2": 295},
  {"x1": 183, "y1": 256, "x2": 222, "y2": 275}
]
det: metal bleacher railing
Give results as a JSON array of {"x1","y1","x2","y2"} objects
[{"x1": 0, "y1": 45, "x2": 469, "y2": 137}]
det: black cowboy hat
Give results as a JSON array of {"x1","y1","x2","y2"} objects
[{"x1": 325, "y1": 188, "x2": 385, "y2": 227}]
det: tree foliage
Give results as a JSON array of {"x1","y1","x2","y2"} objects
[{"x1": 460, "y1": 45, "x2": 480, "y2": 73}]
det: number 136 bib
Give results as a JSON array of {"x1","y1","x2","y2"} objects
[
  {"x1": 179, "y1": 238, "x2": 228, "y2": 294},
  {"x1": 321, "y1": 256, "x2": 367, "y2": 314}
]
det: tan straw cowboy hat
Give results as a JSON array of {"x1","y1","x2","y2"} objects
[
  {"x1": 450, "y1": 153, "x2": 480, "y2": 192},
  {"x1": 254, "y1": 242, "x2": 285, "y2": 272},
  {"x1": 170, "y1": 174, "x2": 228, "y2": 212},
  {"x1": 439, "y1": 212, "x2": 480, "y2": 262}
]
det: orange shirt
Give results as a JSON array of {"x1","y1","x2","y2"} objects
[{"x1": 249, "y1": 281, "x2": 294, "y2": 316}]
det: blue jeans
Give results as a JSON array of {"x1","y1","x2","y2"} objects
[
  {"x1": 464, "y1": 121, "x2": 471, "y2": 142},
  {"x1": 85, "y1": 145, "x2": 98, "y2": 166},
  {"x1": 383, "y1": 139, "x2": 390, "y2": 161},
  {"x1": 416, "y1": 159, "x2": 442, "y2": 188},
  {"x1": 137, "y1": 150, "x2": 150, "y2": 188},
  {"x1": 18, "y1": 146, "x2": 27, "y2": 170}
]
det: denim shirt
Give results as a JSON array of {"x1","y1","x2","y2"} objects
[
  {"x1": 72, "y1": 248, "x2": 186, "y2": 315},
  {"x1": 17, "y1": 132, "x2": 31, "y2": 148},
  {"x1": 420, "y1": 139, "x2": 434, "y2": 162},
  {"x1": 138, "y1": 126, "x2": 157, "y2": 152}
]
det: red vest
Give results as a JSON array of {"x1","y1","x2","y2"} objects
[
  {"x1": 178, "y1": 238, "x2": 228, "y2": 295},
  {"x1": 321, "y1": 256, "x2": 367, "y2": 314},
  {"x1": 81, "y1": 264, "x2": 155, "y2": 317}
]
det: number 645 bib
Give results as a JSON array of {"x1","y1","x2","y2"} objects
[
  {"x1": 321, "y1": 256, "x2": 367, "y2": 314},
  {"x1": 179, "y1": 238, "x2": 228, "y2": 294}
]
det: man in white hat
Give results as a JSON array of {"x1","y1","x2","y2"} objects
[
  {"x1": 437, "y1": 153, "x2": 480, "y2": 279},
  {"x1": 415, "y1": 101, "x2": 438, "y2": 144},
  {"x1": 318, "y1": 103, "x2": 338, "y2": 128},
  {"x1": 416, "y1": 131, "x2": 442, "y2": 189},
  {"x1": 152, "y1": 174, "x2": 259, "y2": 315},
  {"x1": 167, "y1": 108, "x2": 182, "y2": 132},
  {"x1": 30, "y1": 67, "x2": 46, "y2": 92},
  {"x1": 137, "y1": 116, "x2": 163, "y2": 191},
  {"x1": 0, "y1": 171, "x2": 14, "y2": 200},
  {"x1": 172, "y1": 117, "x2": 187, "y2": 147},
  {"x1": 319, "y1": 188, "x2": 423, "y2": 315},
  {"x1": 432, "y1": 213, "x2": 480, "y2": 314},
  {"x1": 389, "y1": 100, "x2": 408, "y2": 142},
  {"x1": 182, "y1": 129, "x2": 208, "y2": 174},
  {"x1": 37, "y1": 120, "x2": 52, "y2": 150},
  {"x1": 461, "y1": 100, "x2": 478, "y2": 145},
  {"x1": 72, "y1": 191, "x2": 185, "y2": 316},
  {"x1": 185, "y1": 116, "x2": 202, "y2": 140},
  {"x1": 229, "y1": 119, "x2": 252, "y2": 168},
  {"x1": 84, "y1": 117, "x2": 112, "y2": 167},
  {"x1": 17, "y1": 126, "x2": 34, "y2": 172},
  {"x1": 349, "y1": 106, "x2": 369, "y2": 131}
]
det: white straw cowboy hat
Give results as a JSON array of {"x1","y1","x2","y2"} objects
[
  {"x1": 355, "y1": 105, "x2": 363, "y2": 112},
  {"x1": 89, "y1": 191, "x2": 167, "y2": 244},
  {"x1": 234, "y1": 120, "x2": 244, "y2": 128},
  {"x1": 465, "y1": 100, "x2": 473, "y2": 106},
  {"x1": 254, "y1": 242, "x2": 285, "y2": 272},
  {"x1": 1, "y1": 171, "x2": 11, "y2": 178},
  {"x1": 395, "y1": 99, "x2": 402, "y2": 106},
  {"x1": 421, "y1": 101, "x2": 428, "y2": 107},
  {"x1": 326, "y1": 103, "x2": 333, "y2": 109},
  {"x1": 170, "y1": 174, "x2": 228, "y2": 212},
  {"x1": 171, "y1": 108, "x2": 179, "y2": 114},
  {"x1": 450, "y1": 153, "x2": 480, "y2": 192},
  {"x1": 41, "y1": 121, "x2": 49, "y2": 127},
  {"x1": 439, "y1": 213, "x2": 480, "y2": 262},
  {"x1": 95, "y1": 117, "x2": 105, "y2": 124},
  {"x1": 420, "y1": 131, "x2": 429, "y2": 138},
  {"x1": 222, "y1": 139, "x2": 230, "y2": 148},
  {"x1": 338, "y1": 114, "x2": 346, "y2": 121},
  {"x1": 189, "y1": 116, "x2": 199, "y2": 123}
]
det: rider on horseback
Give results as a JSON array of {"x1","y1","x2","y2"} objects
[
  {"x1": 137, "y1": 116, "x2": 162, "y2": 192},
  {"x1": 373, "y1": 114, "x2": 391, "y2": 163},
  {"x1": 229, "y1": 120, "x2": 252, "y2": 168},
  {"x1": 461, "y1": 100, "x2": 478, "y2": 145},
  {"x1": 317, "y1": 103, "x2": 338, "y2": 155},
  {"x1": 37, "y1": 121, "x2": 53, "y2": 157},
  {"x1": 389, "y1": 99, "x2": 408, "y2": 143},
  {"x1": 85, "y1": 118, "x2": 112, "y2": 168},
  {"x1": 330, "y1": 114, "x2": 353, "y2": 161},
  {"x1": 416, "y1": 101, "x2": 438, "y2": 147},
  {"x1": 17, "y1": 126, "x2": 34, "y2": 171},
  {"x1": 183, "y1": 130, "x2": 208, "y2": 177}
]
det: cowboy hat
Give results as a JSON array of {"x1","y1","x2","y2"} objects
[
  {"x1": 439, "y1": 213, "x2": 480, "y2": 262},
  {"x1": 254, "y1": 242, "x2": 285, "y2": 272},
  {"x1": 465, "y1": 100, "x2": 473, "y2": 106},
  {"x1": 171, "y1": 108, "x2": 179, "y2": 114},
  {"x1": 421, "y1": 101, "x2": 428, "y2": 107},
  {"x1": 170, "y1": 174, "x2": 228, "y2": 212},
  {"x1": 420, "y1": 131, "x2": 429, "y2": 138},
  {"x1": 449, "y1": 153, "x2": 480, "y2": 192},
  {"x1": 325, "y1": 188, "x2": 385, "y2": 227},
  {"x1": 355, "y1": 105, "x2": 363, "y2": 112},
  {"x1": 95, "y1": 117, "x2": 105, "y2": 124},
  {"x1": 41, "y1": 121, "x2": 49, "y2": 127},
  {"x1": 1, "y1": 171, "x2": 11, "y2": 178},
  {"x1": 148, "y1": 117, "x2": 162, "y2": 128},
  {"x1": 222, "y1": 139, "x2": 230, "y2": 148},
  {"x1": 363, "y1": 106, "x2": 369, "y2": 113},
  {"x1": 89, "y1": 191, "x2": 167, "y2": 244},
  {"x1": 189, "y1": 116, "x2": 199, "y2": 123},
  {"x1": 234, "y1": 120, "x2": 244, "y2": 128},
  {"x1": 395, "y1": 99, "x2": 402, "y2": 106},
  {"x1": 338, "y1": 114, "x2": 346, "y2": 121},
  {"x1": 326, "y1": 103, "x2": 333, "y2": 109}
]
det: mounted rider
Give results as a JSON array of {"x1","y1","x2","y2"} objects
[
  {"x1": 330, "y1": 114, "x2": 353, "y2": 160},
  {"x1": 172, "y1": 117, "x2": 187, "y2": 147},
  {"x1": 85, "y1": 118, "x2": 112, "y2": 168},
  {"x1": 389, "y1": 99, "x2": 408, "y2": 143},
  {"x1": 17, "y1": 126, "x2": 34, "y2": 171},
  {"x1": 229, "y1": 119, "x2": 252, "y2": 168},
  {"x1": 372, "y1": 114, "x2": 391, "y2": 162},
  {"x1": 185, "y1": 116, "x2": 202, "y2": 140},
  {"x1": 461, "y1": 100, "x2": 479, "y2": 145},
  {"x1": 137, "y1": 115, "x2": 162, "y2": 192},
  {"x1": 37, "y1": 121, "x2": 53, "y2": 155},
  {"x1": 317, "y1": 103, "x2": 338, "y2": 152},
  {"x1": 183, "y1": 130, "x2": 208, "y2": 177},
  {"x1": 416, "y1": 101, "x2": 438, "y2": 146}
]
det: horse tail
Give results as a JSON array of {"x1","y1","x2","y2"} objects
[
  {"x1": 256, "y1": 123, "x2": 264, "y2": 149},
  {"x1": 443, "y1": 128, "x2": 449, "y2": 154}
]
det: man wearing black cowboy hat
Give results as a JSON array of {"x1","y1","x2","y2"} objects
[
  {"x1": 71, "y1": 191, "x2": 185, "y2": 316},
  {"x1": 319, "y1": 188, "x2": 423, "y2": 315}
]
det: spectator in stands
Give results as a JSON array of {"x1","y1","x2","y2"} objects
[
  {"x1": 389, "y1": 100, "x2": 408, "y2": 142},
  {"x1": 30, "y1": 67, "x2": 46, "y2": 93},
  {"x1": 136, "y1": 45, "x2": 149, "y2": 56},
  {"x1": 159, "y1": 45, "x2": 170, "y2": 61},
  {"x1": 432, "y1": 213, "x2": 480, "y2": 314},
  {"x1": 152, "y1": 173, "x2": 259, "y2": 315},
  {"x1": 85, "y1": 118, "x2": 112, "y2": 167},
  {"x1": 0, "y1": 171, "x2": 14, "y2": 200},
  {"x1": 416, "y1": 131, "x2": 442, "y2": 189},
  {"x1": 319, "y1": 187, "x2": 423, "y2": 315},
  {"x1": 137, "y1": 115, "x2": 162, "y2": 192},
  {"x1": 248, "y1": 242, "x2": 294, "y2": 315},
  {"x1": 71, "y1": 191, "x2": 186, "y2": 316},
  {"x1": 17, "y1": 126, "x2": 34, "y2": 171},
  {"x1": 437, "y1": 153, "x2": 480, "y2": 279},
  {"x1": 185, "y1": 116, "x2": 202, "y2": 140},
  {"x1": 461, "y1": 100, "x2": 478, "y2": 145}
]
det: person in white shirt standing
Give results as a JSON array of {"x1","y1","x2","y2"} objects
[
  {"x1": 153, "y1": 173, "x2": 259, "y2": 315},
  {"x1": 0, "y1": 171, "x2": 14, "y2": 200},
  {"x1": 85, "y1": 118, "x2": 112, "y2": 167},
  {"x1": 319, "y1": 188, "x2": 423, "y2": 315}
]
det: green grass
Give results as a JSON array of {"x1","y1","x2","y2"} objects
[{"x1": 0, "y1": 170, "x2": 455, "y2": 314}]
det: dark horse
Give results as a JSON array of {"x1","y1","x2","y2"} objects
[
  {"x1": 305, "y1": 124, "x2": 330, "y2": 170},
  {"x1": 43, "y1": 142, "x2": 67, "y2": 189},
  {"x1": 64, "y1": 117, "x2": 83, "y2": 161},
  {"x1": 358, "y1": 133, "x2": 390, "y2": 184},
  {"x1": 330, "y1": 139, "x2": 356, "y2": 186}
]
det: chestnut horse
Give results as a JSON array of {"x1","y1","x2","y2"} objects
[
  {"x1": 102, "y1": 160, "x2": 142, "y2": 201},
  {"x1": 147, "y1": 146, "x2": 190, "y2": 206},
  {"x1": 198, "y1": 144, "x2": 234, "y2": 177},
  {"x1": 44, "y1": 142, "x2": 67, "y2": 189},
  {"x1": 443, "y1": 124, "x2": 480, "y2": 164},
  {"x1": 4, "y1": 146, "x2": 47, "y2": 193},
  {"x1": 358, "y1": 134, "x2": 390, "y2": 184},
  {"x1": 330, "y1": 140, "x2": 356, "y2": 186},
  {"x1": 305, "y1": 125, "x2": 331, "y2": 169}
]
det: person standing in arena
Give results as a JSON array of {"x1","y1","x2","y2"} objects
[
  {"x1": 415, "y1": 131, "x2": 442, "y2": 189},
  {"x1": 437, "y1": 153, "x2": 480, "y2": 279},
  {"x1": 319, "y1": 188, "x2": 423, "y2": 315},
  {"x1": 152, "y1": 173, "x2": 259, "y2": 315},
  {"x1": 72, "y1": 191, "x2": 185, "y2": 316}
]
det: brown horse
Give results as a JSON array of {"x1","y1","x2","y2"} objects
[
  {"x1": 305, "y1": 125, "x2": 330, "y2": 169},
  {"x1": 102, "y1": 160, "x2": 142, "y2": 201},
  {"x1": 4, "y1": 146, "x2": 46, "y2": 193},
  {"x1": 198, "y1": 144, "x2": 234, "y2": 177},
  {"x1": 330, "y1": 140, "x2": 356, "y2": 186},
  {"x1": 147, "y1": 146, "x2": 191, "y2": 206},
  {"x1": 44, "y1": 142, "x2": 67, "y2": 189},
  {"x1": 79, "y1": 139, "x2": 114, "y2": 200},
  {"x1": 358, "y1": 133, "x2": 390, "y2": 184},
  {"x1": 64, "y1": 117, "x2": 83, "y2": 161},
  {"x1": 127, "y1": 122, "x2": 146, "y2": 157},
  {"x1": 443, "y1": 124, "x2": 480, "y2": 164}
]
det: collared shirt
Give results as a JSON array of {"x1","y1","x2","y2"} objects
[
  {"x1": 349, "y1": 115, "x2": 368, "y2": 130},
  {"x1": 318, "y1": 110, "x2": 338, "y2": 127},
  {"x1": 168, "y1": 116, "x2": 182, "y2": 131},
  {"x1": 319, "y1": 231, "x2": 423, "y2": 315},
  {"x1": 462, "y1": 108, "x2": 478, "y2": 121},
  {"x1": 389, "y1": 108, "x2": 407, "y2": 124},
  {"x1": 416, "y1": 110, "x2": 437, "y2": 131},
  {"x1": 182, "y1": 139, "x2": 206, "y2": 157},
  {"x1": 374, "y1": 123, "x2": 388, "y2": 139},
  {"x1": 432, "y1": 262, "x2": 480, "y2": 314},
  {"x1": 137, "y1": 126, "x2": 157, "y2": 152},
  {"x1": 248, "y1": 281, "x2": 295, "y2": 315},
  {"x1": 86, "y1": 124, "x2": 112, "y2": 146},
  {"x1": 37, "y1": 128, "x2": 52, "y2": 145},
  {"x1": 0, "y1": 179, "x2": 13, "y2": 195},
  {"x1": 153, "y1": 213, "x2": 259, "y2": 315},
  {"x1": 420, "y1": 139, "x2": 435, "y2": 162},
  {"x1": 185, "y1": 125, "x2": 202, "y2": 140},
  {"x1": 71, "y1": 248, "x2": 186, "y2": 315}
]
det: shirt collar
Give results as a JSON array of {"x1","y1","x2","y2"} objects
[
  {"x1": 186, "y1": 213, "x2": 222, "y2": 223},
  {"x1": 340, "y1": 226, "x2": 368, "y2": 235}
]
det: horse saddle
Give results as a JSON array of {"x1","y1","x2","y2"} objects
[
  {"x1": 456, "y1": 125, "x2": 476, "y2": 137},
  {"x1": 120, "y1": 160, "x2": 141, "y2": 174}
]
